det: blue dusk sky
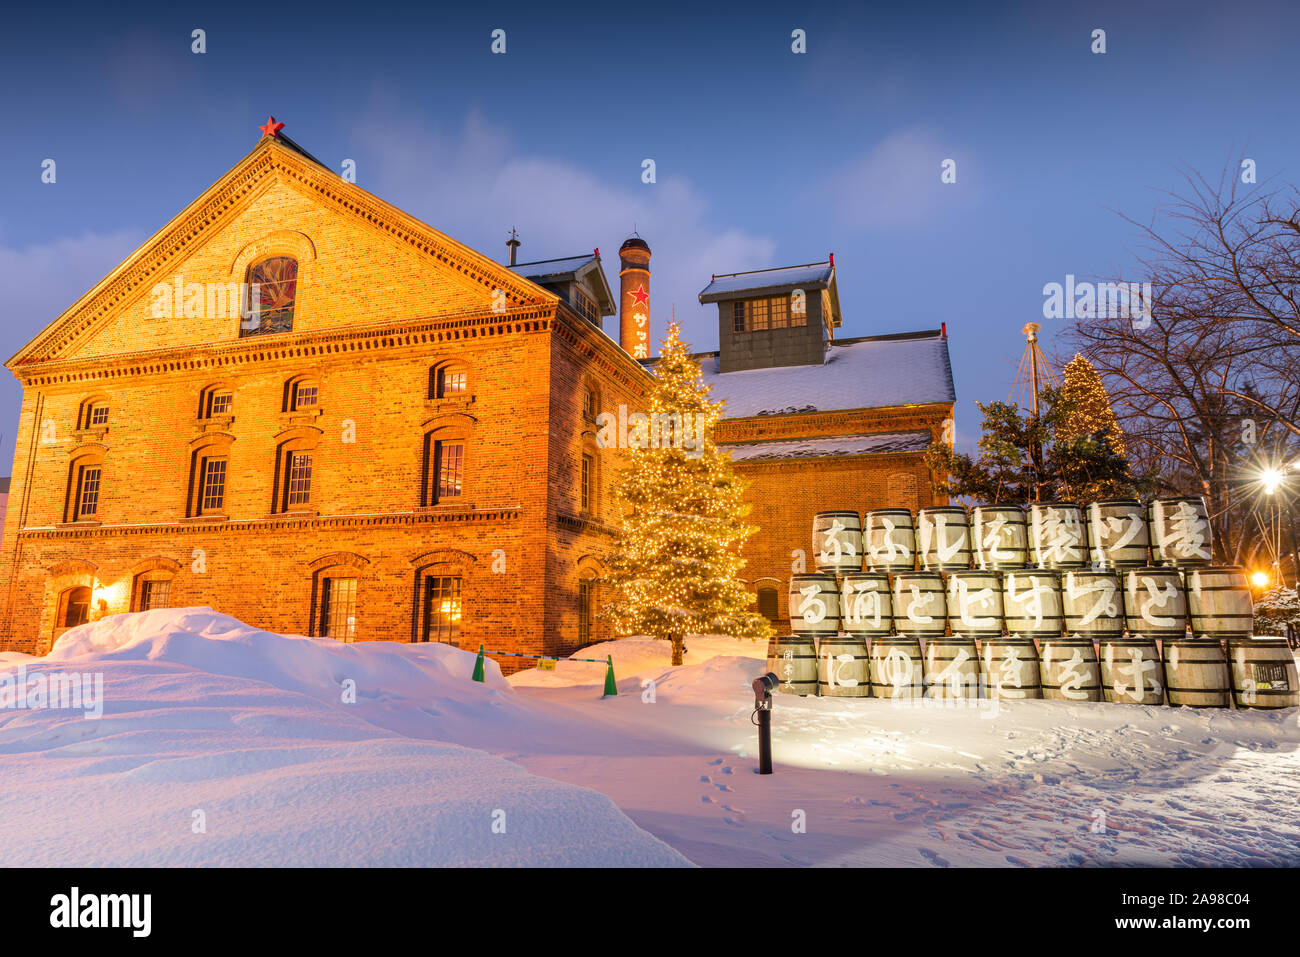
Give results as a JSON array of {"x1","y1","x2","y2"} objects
[{"x1": 1, "y1": 0, "x2": 1297, "y2": 470}]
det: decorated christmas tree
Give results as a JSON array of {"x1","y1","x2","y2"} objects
[
  {"x1": 600, "y1": 323, "x2": 772, "y2": 665},
  {"x1": 1054, "y1": 353, "x2": 1126, "y2": 455}
]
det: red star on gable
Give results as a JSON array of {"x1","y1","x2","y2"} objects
[
  {"x1": 629, "y1": 284, "x2": 649, "y2": 307},
  {"x1": 258, "y1": 115, "x2": 285, "y2": 138}
]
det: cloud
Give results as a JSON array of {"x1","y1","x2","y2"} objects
[
  {"x1": 810, "y1": 127, "x2": 976, "y2": 232},
  {"x1": 349, "y1": 104, "x2": 776, "y2": 351}
]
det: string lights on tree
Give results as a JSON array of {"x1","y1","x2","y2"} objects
[{"x1": 601, "y1": 322, "x2": 773, "y2": 665}]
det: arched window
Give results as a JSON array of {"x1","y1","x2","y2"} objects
[
  {"x1": 284, "y1": 376, "x2": 320, "y2": 413},
  {"x1": 421, "y1": 424, "x2": 470, "y2": 507},
  {"x1": 198, "y1": 383, "x2": 235, "y2": 419},
  {"x1": 66, "y1": 451, "x2": 106, "y2": 523},
  {"x1": 240, "y1": 256, "x2": 298, "y2": 337},
  {"x1": 133, "y1": 571, "x2": 173, "y2": 611},
  {"x1": 429, "y1": 364, "x2": 469, "y2": 399},
  {"x1": 55, "y1": 586, "x2": 91, "y2": 636},
  {"x1": 187, "y1": 435, "x2": 234, "y2": 517},
  {"x1": 77, "y1": 396, "x2": 110, "y2": 432},
  {"x1": 272, "y1": 428, "x2": 321, "y2": 513}
]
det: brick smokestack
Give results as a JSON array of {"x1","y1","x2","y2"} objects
[{"x1": 618, "y1": 236, "x2": 651, "y2": 358}]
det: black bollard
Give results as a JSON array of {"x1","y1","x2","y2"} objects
[{"x1": 752, "y1": 672, "x2": 778, "y2": 775}]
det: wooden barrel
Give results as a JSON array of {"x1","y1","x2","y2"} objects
[
  {"x1": 980, "y1": 636, "x2": 1042, "y2": 699},
  {"x1": 869, "y1": 635, "x2": 925, "y2": 700},
  {"x1": 1162, "y1": 638, "x2": 1230, "y2": 708},
  {"x1": 789, "y1": 573, "x2": 840, "y2": 637},
  {"x1": 1226, "y1": 637, "x2": 1300, "y2": 709},
  {"x1": 917, "y1": 506, "x2": 972, "y2": 572},
  {"x1": 1039, "y1": 637, "x2": 1102, "y2": 701},
  {"x1": 946, "y1": 570, "x2": 1005, "y2": 638},
  {"x1": 1150, "y1": 496, "x2": 1213, "y2": 568},
  {"x1": 1122, "y1": 567, "x2": 1187, "y2": 638},
  {"x1": 817, "y1": 636, "x2": 871, "y2": 697},
  {"x1": 1099, "y1": 637, "x2": 1165, "y2": 704},
  {"x1": 1029, "y1": 502, "x2": 1088, "y2": 569},
  {"x1": 971, "y1": 504, "x2": 1028, "y2": 570},
  {"x1": 1061, "y1": 569, "x2": 1124, "y2": 640},
  {"x1": 864, "y1": 508, "x2": 916, "y2": 572},
  {"x1": 840, "y1": 572, "x2": 893, "y2": 638},
  {"x1": 1087, "y1": 500, "x2": 1150, "y2": 569},
  {"x1": 1001, "y1": 570, "x2": 1064, "y2": 640},
  {"x1": 925, "y1": 635, "x2": 981, "y2": 700},
  {"x1": 1186, "y1": 566, "x2": 1253, "y2": 638},
  {"x1": 813, "y1": 510, "x2": 863, "y2": 575},
  {"x1": 892, "y1": 571, "x2": 947, "y2": 640},
  {"x1": 771, "y1": 635, "x2": 819, "y2": 696}
]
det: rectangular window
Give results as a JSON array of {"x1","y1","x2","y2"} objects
[
  {"x1": 286, "y1": 452, "x2": 313, "y2": 507},
  {"x1": 200, "y1": 457, "x2": 227, "y2": 512},
  {"x1": 209, "y1": 392, "x2": 233, "y2": 416},
  {"x1": 140, "y1": 579, "x2": 171, "y2": 611},
  {"x1": 769, "y1": 295, "x2": 790, "y2": 329},
  {"x1": 322, "y1": 577, "x2": 357, "y2": 641},
  {"x1": 88, "y1": 404, "x2": 109, "y2": 428},
  {"x1": 732, "y1": 300, "x2": 746, "y2": 333},
  {"x1": 294, "y1": 382, "x2": 318, "y2": 409},
  {"x1": 76, "y1": 465, "x2": 101, "y2": 519},
  {"x1": 423, "y1": 575, "x2": 462, "y2": 644},
  {"x1": 748, "y1": 297, "x2": 770, "y2": 331},
  {"x1": 439, "y1": 370, "x2": 467, "y2": 397},
  {"x1": 581, "y1": 453, "x2": 592, "y2": 512},
  {"x1": 579, "y1": 579, "x2": 593, "y2": 645},
  {"x1": 573, "y1": 288, "x2": 600, "y2": 325},
  {"x1": 433, "y1": 441, "x2": 464, "y2": 503}
]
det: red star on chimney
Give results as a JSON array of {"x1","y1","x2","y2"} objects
[
  {"x1": 258, "y1": 116, "x2": 285, "y2": 139},
  {"x1": 629, "y1": 284, "x2": 649, "y2": 307}
]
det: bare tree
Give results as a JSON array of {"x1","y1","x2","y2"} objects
[{"x1": 1066, "y1": 161, "x2": 1300, "y2": 570}]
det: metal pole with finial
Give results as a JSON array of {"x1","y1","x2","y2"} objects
[{"x1": 1010, "y1": 323, "x2": 1060, "y2": 502}]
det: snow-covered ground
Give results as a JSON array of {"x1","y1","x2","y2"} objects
[{"x1": 2, "y1": 610, "x2": 1297, "y2": 867}]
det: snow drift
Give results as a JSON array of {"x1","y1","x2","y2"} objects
[{"x1": 0, "y1": 608, "x2": 690, "y2": 867}]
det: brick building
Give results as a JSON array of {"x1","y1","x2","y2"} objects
[
  {"x1": 0, "y1": 130, "x2": 646, "y2": 663},
  {"x1": 679, "y1": 262, "x2": 956, "y2": 629},
  {"x1": 0, "y1": 124, "x2": 954, "y2": 660}
]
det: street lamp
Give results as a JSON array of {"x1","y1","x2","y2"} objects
[
  {"x1": 1261, "y1": 467, "x2": 1284, "y2": 495},
  {"x1": 1251, "y1": 570, "x2": 1271, "y2": 589}
]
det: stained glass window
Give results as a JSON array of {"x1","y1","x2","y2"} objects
[{"x1": 241, "y1": 256, "x2": 298, "y2": 337}]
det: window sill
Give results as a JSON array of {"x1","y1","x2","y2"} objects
[
  {"x1": 57, "y1": 519, "x2": 102, "y2": 529},
  {"x1": 268, "y1": 509, "x2": 319, "y2": 519},
  {"x1": 197, "y1": 414, "x2": 235, "y2": 430},
  {"x1": 415, "y1": 502, "x2": 474, "y2": 514},
  {"x1": 280, "y1": 408, "x2": 323, "y2": 427},
  {"x1": 181, "y1": 513, "x2": 228, "y2": 524},
  {"x1": 425, "y1": 395, "x2": 476, "y2": 413},
  {"x1": 73, "y1": 429, "x2": 108, "y2": 444}
]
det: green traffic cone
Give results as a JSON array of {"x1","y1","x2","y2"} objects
[
  {"x1": 472, "y1": 644, "x2": 485, "y2": 683},
  {"x1": 603, "y1": 654, "x2": 618, "y2": 696}
]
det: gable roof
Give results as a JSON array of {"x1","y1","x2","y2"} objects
[
  {"x1": 509, "y1": 253, "x2": 615, "y2": 316},
  {"x1": 8, "y1": 134, "x2": 555, "y2": 368},
  {"x1": 647, "y1": 329, "x2": 955, "y2": 417},
  {"x1": 721, "y1": 430, "x2": 933, "y2": 461},
  {"x1": 699, "y1": 260, "x2": 841, "y2": 327}
]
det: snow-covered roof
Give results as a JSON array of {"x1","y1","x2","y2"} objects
[
  {"x1": 699, "y1": 262, "x2": 834, "y2": 301},
  {"x1": 509, "y1": 255, "x2": 596, "y2": 280},
  {"x1": 693, "y1": 331, "x2": 955, "y2": 417},
  {"x1": 509, "y1": 253, "x2": 615, "y2": 317},
  {"x1": 722, "y1": 430, "x2": 932, "y2": 461}
]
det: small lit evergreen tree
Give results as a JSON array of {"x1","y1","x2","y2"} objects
[{"x1": 601, "y1": 323, "x2": 772, "y2": 665}]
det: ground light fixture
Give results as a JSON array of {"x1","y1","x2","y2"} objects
[{"x1": 751, "y1": 672, "x2": 778, "y2": 775}]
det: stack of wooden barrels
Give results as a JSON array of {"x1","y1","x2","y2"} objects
[{"x1": 766, "y1": 497, "x2": 1299, "y2": 710}]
